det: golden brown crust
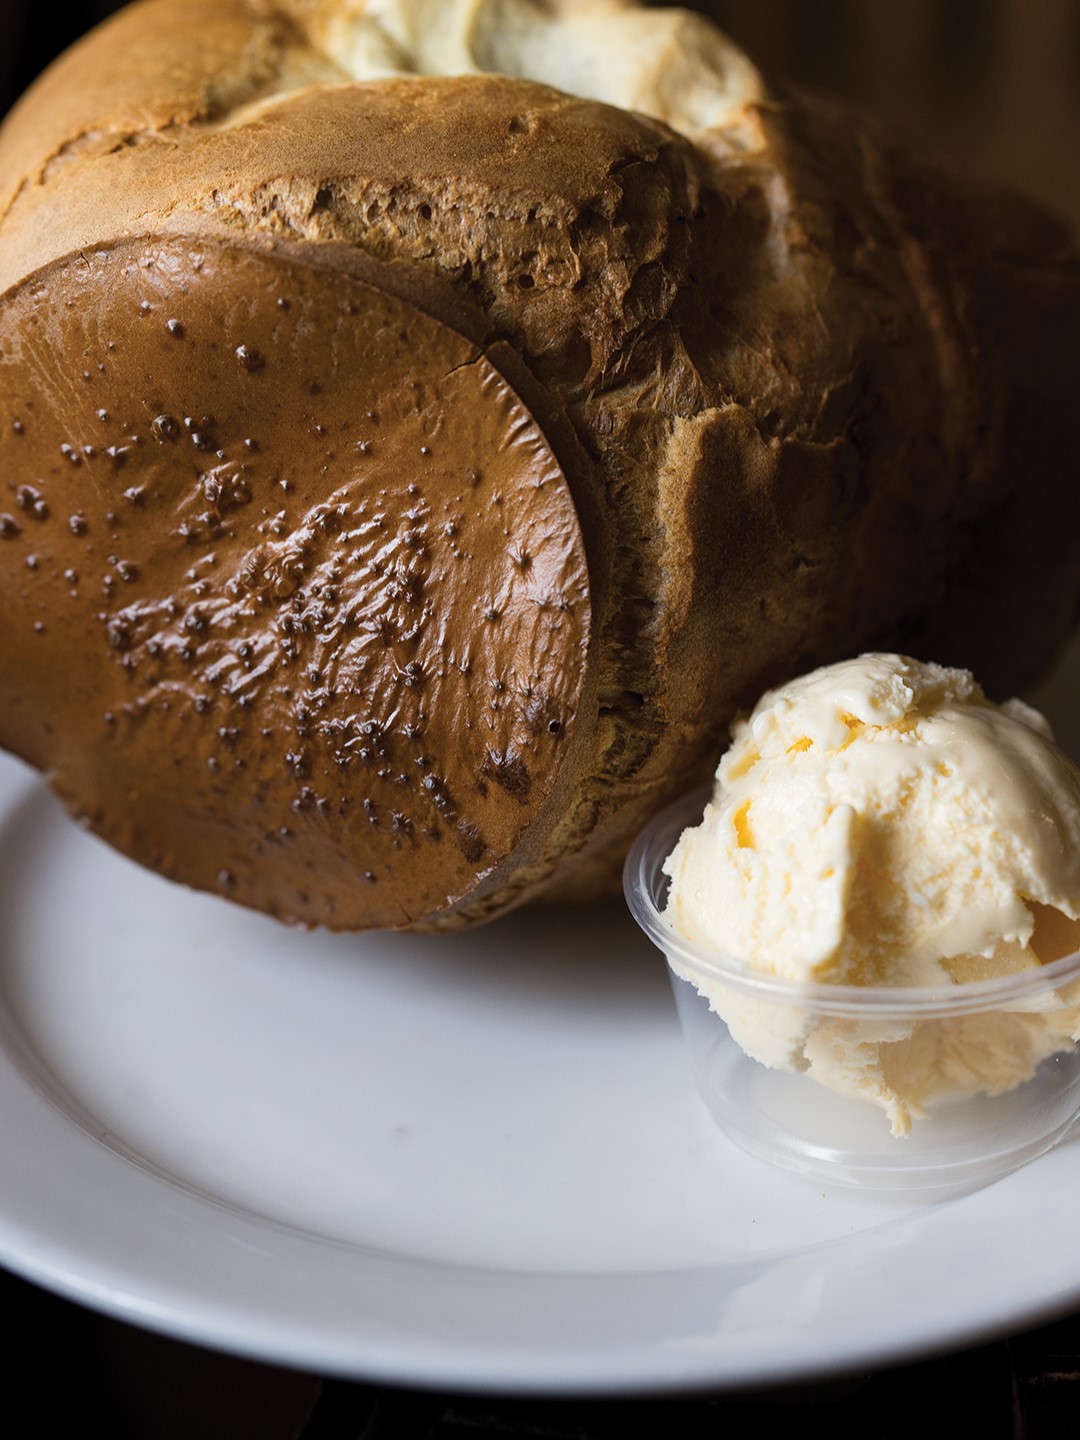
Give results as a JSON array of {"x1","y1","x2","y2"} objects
[
  {"x1": 1, "y1": 0, "x2": 1079, "y2": 927},
  {"x1": 0, "y1": 236, "x2": 593, "y2": 927}
]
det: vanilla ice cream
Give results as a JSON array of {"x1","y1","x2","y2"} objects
[{"x1": 663, "y1": 654, "x2": 1080, "y2": 1135}]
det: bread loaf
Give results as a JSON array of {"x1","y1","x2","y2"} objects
[{"x1": 0, "y1": 0, "x2": 1078, "y2": 929}]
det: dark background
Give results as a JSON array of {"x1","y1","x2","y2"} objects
[{"x1": 2, "y1": 3, "x2": 1080, "y2": 1436}]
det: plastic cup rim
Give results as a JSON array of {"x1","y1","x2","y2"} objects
[{"x1": 623, "y1": 786, "x2": 1080, "y2": 1020}]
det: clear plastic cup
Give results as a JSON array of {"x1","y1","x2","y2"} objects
[{"x1": 624, "y1": 790, "x2": 1080, "y2": 1195}]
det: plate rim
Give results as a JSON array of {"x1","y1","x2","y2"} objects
[{"x1": 4, "y1": 750, "x2": 1080, "y2": 1394}]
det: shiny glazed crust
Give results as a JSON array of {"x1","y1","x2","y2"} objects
[{"x1": 0, "y1": 0, "x2": 1078, "y2": 928}]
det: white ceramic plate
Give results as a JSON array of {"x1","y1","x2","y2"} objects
[{"x1": 2, "y1": 640, "x2": 1080, "y2": 1395}]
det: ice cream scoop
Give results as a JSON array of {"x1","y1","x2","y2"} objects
[{"x1": 661, "y1": 655, "x2": 1080, "y2": 1136}]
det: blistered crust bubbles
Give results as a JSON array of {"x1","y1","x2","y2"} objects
[{"x1": 0, "y1": 238, "x2": 590, "y2": 928}]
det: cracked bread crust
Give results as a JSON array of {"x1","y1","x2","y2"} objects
[{"x1": 0, "y1": 0, "x2": 1079, "y2": 927}]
